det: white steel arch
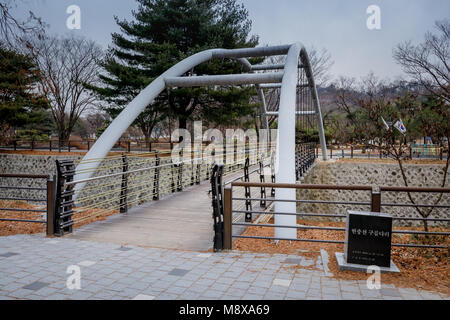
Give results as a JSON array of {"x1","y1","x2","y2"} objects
[{"x1": 74, "y1": 43, "x2": 328, "y2": 239}]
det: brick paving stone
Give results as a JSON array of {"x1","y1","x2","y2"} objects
[
  {"x1": 22, "y1": 281, "x2": 48, "y2": 291},
  {"x1": 286, "y1": 289, "x2": 307, "y2": 300},
  {"x1": 273, "y1": 278, "x2": 291, "y2": 287},
  {"x1": 0, "y1": 252, "x2": 20, "y2": 258},
  {"x1": 165, "y1": 286, "x2": 187, "y2": 295},
  {"x1": 133, "y1": 294, "x2": 155, "y2": 300},
  {"x1": 380, "y1": 288, "x2": 401, "y2": 297},
  {"x1": 342, "y1": 292, "x2": 363, "y2": 300},
  {"x1": 215, "y1": 277, "x2": 235, "y2": 285},
  {"x1": 322, "y1": 286, "x2": 341, "y2": 295},
  {"x1": 263, "y1": 291, "x2": 285, "y2": 300},
  {"x1": 360, "y1": 289, "x2": 382, "y2": 298},
  {"x1": 418, "y1": 290, "x2": 443, "y2": 300},
  {"x1": 0, "y1": 234, "x2": 447, "y2": 301},
  {"x1": 156, "y1": 293, "x2": 179, "y2": 300}
]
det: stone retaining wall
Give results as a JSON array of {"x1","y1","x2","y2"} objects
[
  {"x1": 0, "y1": 153, "x2": 259, "y2": 212},
  {"x1": 298, "y1": 160, "x2": 450, "y2": 226}
]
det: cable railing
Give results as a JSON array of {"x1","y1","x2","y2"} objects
[
  {"x1": 219, "y1": 182, "x2": 450, "y2": 250},
  {"x1": 0, "y1": 173, "x2": 55, "y2": 235},
  {"x1": 51, "y1": 142, "x2": 274, "y2": 236},
  {"x1": 317, "y1": 145, "x2": 448, "y2": 160}
]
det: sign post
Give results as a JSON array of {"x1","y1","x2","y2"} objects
[{"x1": 335, "y1": 210, "x2": 400, "y2": 273}]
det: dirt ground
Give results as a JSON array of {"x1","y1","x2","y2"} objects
[{"x1": 233, "y1": 218, "x2": 450, "y2": 295}]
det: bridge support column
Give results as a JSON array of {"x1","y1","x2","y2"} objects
[{"x1": 274, "y1": 44, "x2": 301, "y2": 240}]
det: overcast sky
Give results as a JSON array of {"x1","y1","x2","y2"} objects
[{"x1": 13, "y1": 0, "x2": 450, "y2": 81}]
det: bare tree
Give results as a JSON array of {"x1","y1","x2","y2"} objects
[
  {"x1": 333, "y1": 76, "x2": 359, "y2": 125},
  {"x1": 394, "y1": 19, "x2": 450, "y2": 103},
  {"x1": 0, "y1": 0, "x2": 46, "y2": 49},
  {"x1": 29, "y1": 35, "x2": 103, "y2": 148},
  {"x1": 84, "y1": 112, "x2": 110, "y2": 138}
]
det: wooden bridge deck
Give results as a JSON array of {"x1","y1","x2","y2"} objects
[{"x1": 69, "y1": 168, "x2": 265, "y2": 251}]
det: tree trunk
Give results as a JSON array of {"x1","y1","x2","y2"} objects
[{"x1": 179, "y1": 117, "x2": 187, "y2": 130}]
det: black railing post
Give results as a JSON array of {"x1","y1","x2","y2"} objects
[
  {"x1": 191, "y1": 157, "x2": 195, "y2": 186},
  {"x1": 371, "y1": 187, "x2": 381, "y2": 213},
  {"x1": 211, "y1": 164, "x2": 224, "y2": 252},
  {"x1": 120, "y1": 153, "x2": 128, "y2": 214},
  {"x1": 177, "y1": 162, "x2": 183, "y2": 192},
  {"x1": 196, "y1": 163, "x2": 201, "y2": 184},
  {"x1": 153, "y1": 151, "x2": 160, "y2": 200},
  {"x1": 223, "y1": 187, "x2": 232, "y2": 250},
  {"x1": 244, "y1": 157, "x2": 252, "y2": 222},
  {"x1": 259, "y1": 161, "x2": 266, "y2": 207},
  {"x1": 46, "y1": 176, "x2": 55, "y2": 236},
  {"x1": 49, "y1": 140, "x2": 52, "y2": 152},
  {"x1": 54, "y1": 160, "x2": 75, "y2": 236},
  {"x1": 271, "y1": 153, "x2": 276, "y2": 197},
  {"x1": 171, "y1": 163, "x2": 176, "y2": 194},
  {"x1": 351, "y1": 146, "x2": 353, "y2": 158}
]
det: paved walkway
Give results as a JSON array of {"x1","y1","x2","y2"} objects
[{"x1": 0, "y1": 234, "x2": 448, "y2": 300}]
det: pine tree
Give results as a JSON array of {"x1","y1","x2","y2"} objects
[
  {"x1": 90, "y1": 0, "x2": 259, "y2": 141},
  {"x1": 0, "y1": 44, "x2": 50, "y2": 143}
]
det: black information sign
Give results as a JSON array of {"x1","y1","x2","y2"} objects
[{"x1": 344, "y1": 210, "x2": 393, "y2": 267}]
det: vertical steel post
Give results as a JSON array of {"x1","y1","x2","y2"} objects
[
  {"x1": 223, "y1": 187, "x2": 232, "y2": 250},
  {"x1": 259, "y1": 161, "x2": 266, "y2": 207},
  {"x1": 244, "y1": 157, "x2": 252, "y2": 221},
  {"x1": 153, "y1": 151, "x2": 160, "y2": 200},
  {"x1": 275, "y1": 43, "x2": 301, "y2": 239},
  {"x1": 371, "y1": 187, "x2": 381, "y2": 213},
  {"x1": 211, "y1": 165, "x2": 224, "y2": 251},
  {"x1": 54, "y1": 160, "x2": 75, "y2": 236},
  {"x1": 46, "y1": 176, "x2": 55, "y2": 236},
  {"x1": 120, "y1": 153, "x2": 128, "y2": 214}
]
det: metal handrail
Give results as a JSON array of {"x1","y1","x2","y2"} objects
[
  {"x1": 231, "y1": 181, "x2": 450, "y2": 193},
  {"x1": 223, "y1": 182, "x2": 450, "y2": 250},
  {"x1": 0, "y1": 173, "x2": 49, "y2": 179},
  {"x1": 0, "y1": 174, "x2": 55, "y2": 234}
]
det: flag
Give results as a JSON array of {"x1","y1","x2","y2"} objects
[
  {"x1": 393, "y1": 119, "x2": 406, "y2": 134},
  {"x1": 381, "y1": 117, "x2": 389, "y2": 130}
]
